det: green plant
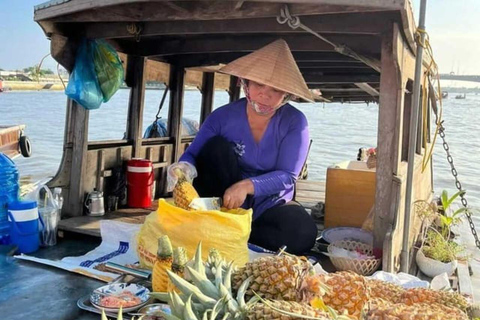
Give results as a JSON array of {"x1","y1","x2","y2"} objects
[
  {"x1": 416, "y1": 190, "x2": 469, "y2": 263},
  {"x1": 438, "y1": 190, "x2": 468, "y2": 238},
  {"x1": 422, "y1": 229, "x2": 464, "y2": 263}
]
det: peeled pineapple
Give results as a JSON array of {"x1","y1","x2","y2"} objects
[
  {"x1": 152, "y1": 235, "x2": 173, "y2": 292},
  {"x1": 172, "y1": 168, "x2": 200, "y2": 210},
  {"x1": 167, "y1": 247, "x2": 188, "y2": 292}
]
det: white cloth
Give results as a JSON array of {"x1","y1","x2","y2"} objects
[{"x1": 15, "y1": 220, "x2": 141, "y2": 282}]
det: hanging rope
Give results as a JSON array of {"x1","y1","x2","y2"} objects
[
  {"x1": 155, "y1": 86, "x2": 169, "y2": 121},
  {"x1": 415, "y1": 28, "x2": 480, "y2": 250},
  {"x1": 126, "y1": 23, "x2": 143, "y2": 42},
  {"x1": 276, "y1": 5, "x2": 381, "y2": 72}
]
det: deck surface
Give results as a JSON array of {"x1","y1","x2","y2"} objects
[{"x1": 59, "y1": 180, "x2": 326, "y2": 238}]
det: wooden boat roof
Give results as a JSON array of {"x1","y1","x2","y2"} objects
[{"x1": 34, "y1": 0, "x2": 420, "y2": 103}]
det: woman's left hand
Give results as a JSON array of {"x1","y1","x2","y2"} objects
[{"x1": 223, "y1": 179, "x2": 254, "y2": 209}]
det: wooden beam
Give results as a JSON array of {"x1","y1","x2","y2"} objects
[
  {"x1": 66, "y1": 99, "x2": 89, "y2": 217},
  {"x1": 229, "y1": 76, "x2": 241, "y2": 102},
  {"x1": 200, "y1": 72, "x2": 215, "y2": 125},
  {"x1": 354, "y1": 82, "x2": 380, "y2": 96},
  {"x1": 374, "y1": 24, "x2": 402, "y2": 267},
  {"x1": 304, "y1": 73, "x2": 380, "y2": 84},
  {"x1": 167, "y1": 65, "x2": 185, "y2": 163},
  {"x1": 35, "y1": 1, "x2": 389, "y2": 22},
  {"x1": 157, "y1": 51, "x2": 359, "y2": 68},
  {"x1": 126, "y1": 55, "x2": 146, "y2": 158},
  {"x1": 115, "y1": 34, "x2": 381, "y2": 57},
  {"x1": 81, "y1": 13, "x2": 387, "y2": 39}
]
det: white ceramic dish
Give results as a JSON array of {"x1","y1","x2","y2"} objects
[
  {"x1": 321, "y1": 227, "x2": 373, "y2": 245},
  {"x1": 90, "y1": 282, "x2": 150, "y2": 313}
]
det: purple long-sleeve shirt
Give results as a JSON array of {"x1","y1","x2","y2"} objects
[{"x1": 180, "y1": 98, "x2": 310, "y2": 219}]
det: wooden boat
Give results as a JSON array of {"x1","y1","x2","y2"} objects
[
  {"x1": 35, "y1": 0, "x2": 432, "y2": 273},
  {"x1": 0, "y1": 125, "x2": 31, "y2": 159},
  {"x1": 3, "y1": 1, "x2": 474, "y2": 319}
]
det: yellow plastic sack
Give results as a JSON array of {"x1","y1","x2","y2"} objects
[{"x1": 137, "y1": 199, "x2": 252, "y2": 269}]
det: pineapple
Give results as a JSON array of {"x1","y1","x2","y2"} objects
[
  {"x1": 150, "y1": 242, "x2": 350, "y2": 320},
  {"x1": 167, "y1": 247, "x2": 188, "y2": 292},
  {"x1": 400, "y1": 288, "x2": 469, "y2": 312},
  {"x1": 367, "y1": 298, "x2": 468, "y2": 319},
  {"x1": 173, "y1": 168, "x2": 199, "y2": 210},
  {"x1": 152, "y1": 235, "x2": 173, "y2": 292},
  {"x1": 231, "y1": 255, "x2": 323, "y2": 302},
  {"x1": 366, "y1": 278, "x2": 405, "y2": 304},
  {"x1": 316, "y1": 271, "x2": 369, "y2": 319},
  {"x1": 246, "y1": 300, "x2": 333, "y2": 320}
]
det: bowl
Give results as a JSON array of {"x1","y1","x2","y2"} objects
[
  {"x1": 136, "y1": 303, "x2": 172, "y2": 319},
  {"x1": 321, "y1": 227, "x2": 373, "y2": 245},
  {"x1": 90, "y1": 282, "x2": 150, "y2": 313}
]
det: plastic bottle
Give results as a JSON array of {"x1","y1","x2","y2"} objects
[{"x1": 0, "y1": 153, "x2": 20, "y2": 244}]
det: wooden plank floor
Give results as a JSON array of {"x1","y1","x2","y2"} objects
[{"x1": 58, "y1": 180, "x2": 326, "y2": 238}]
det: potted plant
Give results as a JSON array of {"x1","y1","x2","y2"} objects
[{"x1": 415, "y1": 190, "x2": 467, "y2": 277}]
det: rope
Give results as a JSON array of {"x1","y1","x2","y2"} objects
[
  {"x1": 276, "y1": 5, "x2": 380, "y2": 72},
  {"x1": 414, "y1": 27, "x2": 442, "y2": 173},
  {"x1": 126, "y1": 23, "x2": 142, "y2": 42}
]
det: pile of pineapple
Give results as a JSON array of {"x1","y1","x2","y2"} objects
[{"x1": 146, "y1": 239, "x2": 470, "y2": 320}]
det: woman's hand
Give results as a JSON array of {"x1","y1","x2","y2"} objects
[{"x1": 223, "y1": 179, "x2": 254, "y2": 209}]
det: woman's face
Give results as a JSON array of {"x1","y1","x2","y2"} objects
[{"x1": 247, "y1": 81, "x2": 286, "y2": 114}]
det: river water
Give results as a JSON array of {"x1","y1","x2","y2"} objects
[{"x1": 1, "y1": 89, "x2": 479, "y2": 211}]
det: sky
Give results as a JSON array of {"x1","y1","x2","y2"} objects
[{"x1": 1, "y1": 0, "x2": 479, "y2": 78}]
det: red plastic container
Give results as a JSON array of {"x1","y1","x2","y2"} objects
[{"x1": 126, "y1": 159, "x2": 154, "y2": 208}]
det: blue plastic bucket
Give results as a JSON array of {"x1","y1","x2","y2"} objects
[{"x1": 8, "y1": 201, "x2": 44, "y2": 254}]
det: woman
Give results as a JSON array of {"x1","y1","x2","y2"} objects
[{"x1": 169, "y1": 40, "x2": 317, "y2": 254}]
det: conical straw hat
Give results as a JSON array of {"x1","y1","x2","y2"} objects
[{"x1": 219, "y1": 39, "x2": 314, "y2": 102}]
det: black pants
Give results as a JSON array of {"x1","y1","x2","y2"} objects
[{"x1": 194, "y1": 136, "x2": 317, "y2": 255}]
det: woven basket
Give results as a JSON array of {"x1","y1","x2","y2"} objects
[
  {"x1": 366, "y1": 155, "x2": 377, "y2": 169},
  {"x1": 327, "y1": 240, "x2": 381, "y2": 276}
]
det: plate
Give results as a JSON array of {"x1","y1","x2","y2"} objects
[
  {"x1": 90, "y1": 282, "x2": 150, "y2": 313},
  {"x1": 321, "y1": 227, "x2": 373, "y2": 245}
]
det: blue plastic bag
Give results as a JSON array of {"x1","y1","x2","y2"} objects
[
  {"x1": 92, "y1": 39, "x2": 124, "y2": 102},
  {"x1": 65, "y1": 40, "x2": 103, "y2": 110}
]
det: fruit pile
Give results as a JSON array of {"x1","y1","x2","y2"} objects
[{"x1": 147, "y1": 241, "x2": 470, "y2": 320}]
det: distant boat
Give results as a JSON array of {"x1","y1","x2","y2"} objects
[
  {"x1": 455, "y1": 93, "x2": 466, "y2": 99},
  {"x1": 0, "y1": 125, "x2": 32, "y2": 159},
  {"x1": 442, "y1": 92, "x2": 448, "y2": 98}
]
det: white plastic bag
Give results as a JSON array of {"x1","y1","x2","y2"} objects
[
  {"x1": 24, "y1": 184, "x2": 60, "y2": 246},
  {"x1": 166, "y1": 161, "x2": 197, "y2": 192}
]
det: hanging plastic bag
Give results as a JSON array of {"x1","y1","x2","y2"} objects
[
  {"x1": 136, "y1": 199, "x2": 252, "y2": 269},
  {"x1": 65, "y1": 40, "x2": 103, "y2": 110},
  {"x1": 92, "y1": 39, "x2": 124, "y2": 102}
]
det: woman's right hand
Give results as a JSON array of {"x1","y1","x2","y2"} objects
[{"x1": 223, "y1": 179, "x2": 254, "y2": 209}]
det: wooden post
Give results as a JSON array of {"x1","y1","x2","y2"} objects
[
  {"x1": 66, "y1": 99, "x2": 89, "y2": 217},
  {"x1": 200, "y1": 72, "x2": 215, "y2": 125},
  {"x1": 373, "y1": 25, "x2": 402, "y2": 251},
  {"x1": 126, "y1": 55, "x2": 146, "y2": 158},
  {"x1": 168, "y1": 64, "x2": 185, "y2": 163},
  {"x1": 229, "y1": 76, "x2": 240, "y2": 102}
]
